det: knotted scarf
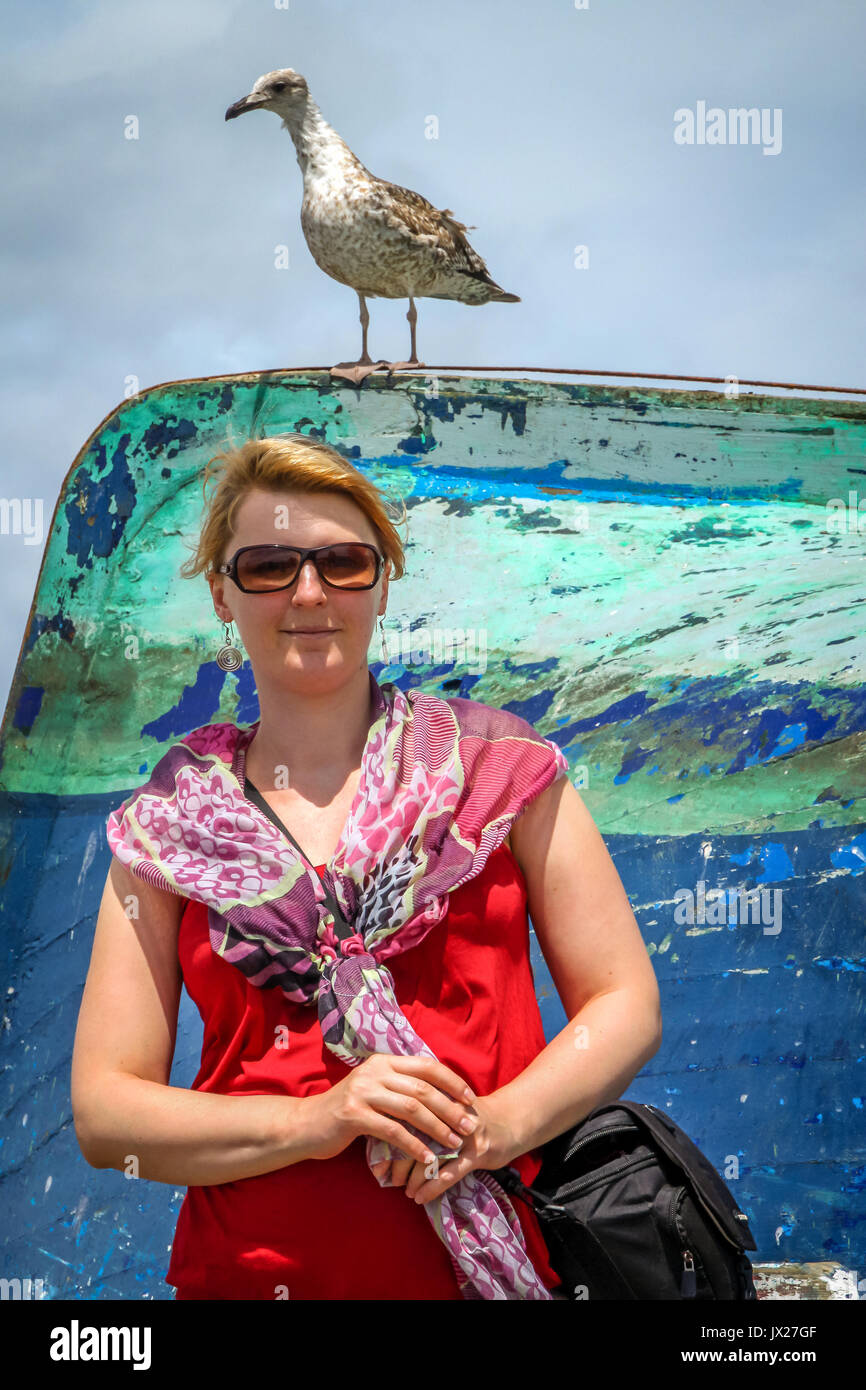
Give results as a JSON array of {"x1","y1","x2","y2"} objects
[{"x1": 106, "y1": 670, "x2": 570, "y2": 1299}]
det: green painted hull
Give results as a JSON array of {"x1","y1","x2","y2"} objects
[{"x1": 1, "y1": 372, "x2": 864, "y2": 1296}]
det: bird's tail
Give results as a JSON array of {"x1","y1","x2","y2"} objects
[
  {"x1": 478, "y1": 279, "x2": 520, "y2": 302},
  {"x1": 436, "y1": 206, "x2": 521, "y2": 302}
]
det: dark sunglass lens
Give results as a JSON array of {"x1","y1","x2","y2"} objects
[
  {"x1": 320, "y1": 545, "x2": 377, "y2": 587},
  {"x1": 237, "y1": 548, "x2": 300, "y2": 590}
]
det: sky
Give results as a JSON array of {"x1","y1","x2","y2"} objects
[{"x1": 1, "y1": 0, "x2": 864, "y2": 719}]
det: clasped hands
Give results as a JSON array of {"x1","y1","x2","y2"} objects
[
  {"x1": 316, "y1": 1052, "x2": 522, "y2": 1205},
  {"x1": 371, "y1": 1089, "x2": 519, "y2": 1203}
]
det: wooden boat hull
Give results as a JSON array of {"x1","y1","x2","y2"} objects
[{"x1": 1, "y1": 372, "x2": 863, "y2": 1297}]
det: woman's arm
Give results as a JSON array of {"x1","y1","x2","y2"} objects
[
  {"x1": 405, "y1": 776, "x2": 662, "y2": 1201},
  {"x1": 71, "y1": 859, "x2": 322, "y2": 1185},
  {"x1": 72, "y1": 860, "x2": 477, "y2": 1186}
]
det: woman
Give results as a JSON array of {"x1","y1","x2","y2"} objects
[{"x1": 71, "y1": 432, "x2": 662, "y2": 1301}]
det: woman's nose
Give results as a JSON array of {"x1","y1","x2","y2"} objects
[{"x1": 292, "y1": 559, "x2": 327, "y2": 599}]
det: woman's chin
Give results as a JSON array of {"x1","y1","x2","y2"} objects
[{"x1": 274, "y1": 650, "x2": 361, "y2": 686}]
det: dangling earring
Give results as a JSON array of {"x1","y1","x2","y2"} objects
[
  {"x1": 378, "y1": 615, "x2": 389, "y2": 664},
  {"x1": 216, "y1": 620, "x2": 243, "y2": 672}
]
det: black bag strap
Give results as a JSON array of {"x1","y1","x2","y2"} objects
[{"x1": 244, "y1": 776, "x2": 356, "y2": 942}]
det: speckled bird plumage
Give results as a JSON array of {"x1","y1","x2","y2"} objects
[{"x1": 225, "y1": 67, "x2": 520, "y2": 380}]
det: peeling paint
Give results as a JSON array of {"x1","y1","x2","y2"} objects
[{"x1": 1, "y1": 372, "x2": 864, "y2": 1296}]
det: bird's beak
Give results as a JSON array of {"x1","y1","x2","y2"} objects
[{"x1": 225, "y1": 94, "x2": 266, "y2": 121}]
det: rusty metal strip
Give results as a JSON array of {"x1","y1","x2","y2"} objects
[
  {"x1": 393, "y1": 366, "x2": 866, "y2": 395},
  {"x1": 107, "y1": 365, "x2": 866, "y2": 397}
]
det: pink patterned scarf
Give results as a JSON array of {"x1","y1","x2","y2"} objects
[{"x1": 106, "y1": 670, "x2": 570, "y2": 1299}]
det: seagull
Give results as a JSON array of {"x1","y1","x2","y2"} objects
[{"x1": 225, "y1": 68, "x2": 520, "y2": 384}]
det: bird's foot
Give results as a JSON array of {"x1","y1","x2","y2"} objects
[
  {"x1": 384, "y1": 359, "x2": 427, "y2": 374},
  {"x1": 329, "y1": 359, "x2": 389, "y2": 385}
]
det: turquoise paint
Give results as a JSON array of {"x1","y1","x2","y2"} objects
[{"x1": 1, "y1": 372, "x2": 864, "y2": 1294}]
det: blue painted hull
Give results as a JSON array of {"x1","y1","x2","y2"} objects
[{"x1": 1, "y1": 372, "x2": 863, "y2": 1296}]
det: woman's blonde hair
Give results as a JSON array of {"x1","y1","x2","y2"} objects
[{"x1": 179, "y1": 433, "x2": 407, "y2": 582}]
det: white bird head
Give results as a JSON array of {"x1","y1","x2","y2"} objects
[{"x1": 225, "y1": 69, "x2": 309, "y2": 122}]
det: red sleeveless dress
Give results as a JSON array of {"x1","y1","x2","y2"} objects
[{"x1": 167, "y1": 842, "x2": 563, "y2": 1300}]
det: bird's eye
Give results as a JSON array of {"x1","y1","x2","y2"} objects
[{"x1": 272, "y1": 82, "x2": 286, "y2": 92}]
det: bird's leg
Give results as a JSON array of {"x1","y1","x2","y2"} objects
[
  {"x1": 359, "y1": 293, "x2": 371, "y2": 360},
  {"x1": 330, "y1": 293, "x2": 389, "y2": 384},
  {"x1": 407, "y1": 296, "x2": 419, "y2": 362},
  {"x1": 386, "y1": 297, "x2": 426, "y2": 374}
]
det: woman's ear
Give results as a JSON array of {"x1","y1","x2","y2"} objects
[
  {"x1": 379, "y1": 561, "x2": 390, "y2": 614},
  {"x1": 208, "y1": 571, "x2": 233, "y2": 625}
]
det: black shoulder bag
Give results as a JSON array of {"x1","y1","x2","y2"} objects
[{"x1": 488, "y1": 1100, "x2": 758, "y2": 1300}]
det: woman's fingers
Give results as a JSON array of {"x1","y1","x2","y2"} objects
[
  {"x1": 349, "y1": 1055, "x2": 481, "y2": 1172},
  {"x1": 382, "y1": 1074, "x2": 478, "y2": 1146},
  {"x1": 403, "y1": 1157, "x2": 428, "y2": 1198},
  {"x1": 384, "y1": 1155, "x2": 416, "y2": 1187},
  {"x1": 364, "y1": 1114, "x2": 436, "y2": 1166},
  {"x1": 405, "y1": 1152, "x2": 469, "y2": 1202},
  {"x1": 372, "y1": 1085, "x2": 469, "y2": 1151},
  {"x1": 370, "y1": 1153, "x2": 414, "y2": 1186},
  {"x1": 384, "y1": 1054, "x2": 475, "y2": 1106}
]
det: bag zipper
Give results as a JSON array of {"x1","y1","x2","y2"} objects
[
  {"x1": 667, "y1": 1186, "x2": 697, "y2": 1297},
  {"x1": 554, "y1": 1151, "x2": 656, "y2": 1200},
  {"x1": 561, "y1": 1121, "x2": 640, "y2": 1163},
  {"x1": 679, "y1": 1177, "x2": 746, "y2": 1253}
]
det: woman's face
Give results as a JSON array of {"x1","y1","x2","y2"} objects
[{"x1": 208, "y1": 488, "x2": 389, "y2": 695}]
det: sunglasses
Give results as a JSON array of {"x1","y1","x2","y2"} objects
[{"x1": 217, "y1": 542, "x2": 385, "y2": 593}]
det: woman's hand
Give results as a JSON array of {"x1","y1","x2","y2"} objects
[
  {"x1": 384, "y1": 1091, "x2": 524, "y2": 1205},
  {"x1": 307, "y1": 1052, "x2": 478, "y2": 1165}
]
